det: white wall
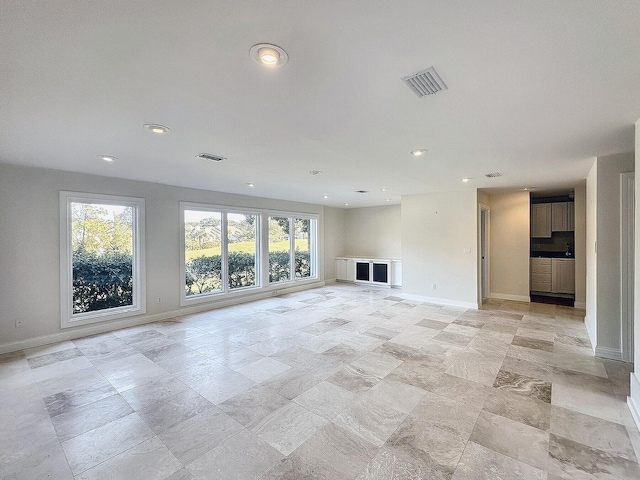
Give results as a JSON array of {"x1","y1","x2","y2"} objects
[
  {"x1": 586, "y1": 152, "x2": 635, "y2": 358},
  {"x1": 0, "y1": 163, "x2": 332, "y2": 352},
  {"x1": 401, "y1": 190, "x2": 478, "y2": 308},
  {"x1": 323, "y1": 207, "x2": 346, "y2": 281},
  {"x1": 344, "y1": 205, "x2": 401, "y2": 258},
  {"x1": 487, "y1": 191, "x2": 530, "y2": 302},
  {"x1": 574, "y1": 182, "x2": 587, "y2": 308}
]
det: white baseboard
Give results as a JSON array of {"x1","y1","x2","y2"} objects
[
  {"x1": 490, "y1": 292, "x2": 530, "y2": 303},
  {"x1": 628, "y1": 373, "x2": 640, "y2": 431},
  {"x1": 400, "y1": 293, "x2": 479, "y2": 310},
  {"x1": 595, "y1": 345, "x2": 624, "y2": 361},
  {"x1": 0, "y1": 281, "x2": 326, "y2": 355}
]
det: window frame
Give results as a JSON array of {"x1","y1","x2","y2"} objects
[
  {"x1": 60, "y1": 191, "x2": 146, "y2": 329},
  {"x1": 180, "y1": 203, "x2": 318, "y2": 306}
]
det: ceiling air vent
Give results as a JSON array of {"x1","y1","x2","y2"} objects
[
  {"x1": 197, "y1": 153, "x2": 227, "y2": 162},
  {"x1": 402, "y1": 67, "x2": 448, "y2": 98},
  {"x1": 355, "y1": 190, "x2": 369, "y2": 194},
  {"x1": 485, "y1": 172, "x2": 502, "y2": 178}
]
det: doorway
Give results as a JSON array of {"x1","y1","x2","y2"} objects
[{"x1": 480, "y1": 205, "x2": 490, "y2": 303}]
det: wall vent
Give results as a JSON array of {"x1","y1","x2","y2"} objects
[
  {"x1": 197, "y1": 153, "x2": 226, "y2": 162},
  {"x1": 402, "y1": 67, "x2": 447, "y2": 98},
  {"x1": 484, "y1": 172, "x2": 502, "y2": 178}
]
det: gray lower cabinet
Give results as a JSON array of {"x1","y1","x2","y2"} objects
[
  {"x1": 552, "y1": 258, "x2": 575, "y2": 294},
  {"x1": 530, "y1": 258, "x2": 552, "y2": 292}
]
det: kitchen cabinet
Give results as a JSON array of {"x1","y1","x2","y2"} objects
[
  {"x1": 531, "y1": 203, "x2": 552, "y2": 238},
  {"x1": 530, "y1": 258, "x2": 552, "y2": 292},
  {"x1": 335, "y1": 258, "x2": 355, "y2": 282},
  {"x1": 551, "y1": 202, "x2": 575, "y2": 232},
  {"x1": 552, "y1": 258, "x2": 575, "y2": 294},
  {"x1": 567, "y1": 202, "x2": 575, "y2": 231}
]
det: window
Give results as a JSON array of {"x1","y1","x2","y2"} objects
[
  {"x1": 184, "y1": 209, "x2": 222, "y2": 296},
  {"x1": 269, "y1": 216, "x2": 318, "y2": 284},
  {"x1": 269, "y1": 217, "x2": 291, "y2": 283},
  {"x1": 181, "y1": 204, "x2": 261, "y2": 303},
  {"x1": 60, "y1": 192, "x2": 145, "y2": 328},
  {"x1": 182, "y1": 203, "x2": 318, "y2": 304},
  {"x1": 227, "y1": 213, "x2": 257, "y2": 290}
]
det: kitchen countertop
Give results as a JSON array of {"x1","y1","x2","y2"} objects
[{"x1": 530, "y1": 251, "x2": 574, "y2": 258}]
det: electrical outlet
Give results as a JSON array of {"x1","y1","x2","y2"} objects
[
  {"x1": 157, "y1": 297, "x2": 162, "y2": 303},
  {"x1": 432, "y1": 283, "x2": 437, "y2": 290},
  {"x1": 15, "y1": 319, "x2": 24, "y2": 328}
]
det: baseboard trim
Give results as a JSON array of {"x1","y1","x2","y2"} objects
[
  {"x1": 595, "y1": 345, "x2": 624, "y2": 361},
  {"x1": 574, "y1": 301, "x2": 586, "y2": 309},
  {"x1": 400, "y1": 293, "x2": 479, "y2": 310},
  {"x1": 490, "y1": 293, "x2": 530, "y2": 303},
  {"x1": 0, "y1": 281, "x2": 326, "y2": 355},
  {"x1": 628, "y1": 373, "x2": 640, "y2": 431}
]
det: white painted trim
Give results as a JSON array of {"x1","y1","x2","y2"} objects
[
  {"x1": 490, "y1": 293, "x2": 530, "y2": 303},
  {"x1": 594, "y1": 345, "x2": 624, "y2": 361},
  {"x1": 584, "y1": 315, "x2": 597, "y2": 354},
  {"x1": 574, "y1": 301, "x2": 586, "y2": 309},
  {"x1": 629, "y1": 373, "x2": 640, "y2": 431},
  {"x1": 620, "y1": 172, "x2": 634, "y2": 363},
  {"x1": 60, "y1": 192, "x2": 146, "y2": 329},
  {"x1": 400, "y1": 293, "x2": 479, "y2": 310},
  {"x1": 0, "y1": 280, "x2": 325, "y2": 355}
]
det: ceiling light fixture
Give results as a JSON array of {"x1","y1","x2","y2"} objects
[
  {"x1": 381, "y1": 188, "x2": 390, "y2": 192},
  {"x1": 309, "y1": 170, "x2": 322, "y2": 176},
  {"x1": 344, "y1": 203, "x2": 349, "y2": 206},
  {"x1": 144, "y1": 124, "x2": 170, "y2": 135},
  {"x1": 385, "y1": 198, "x2": 391, "y2": 202},
  {"x1": 460, "y1": 178, "x2": 472, "y2": 182},
  {"x1": 246, "y1": 183, "x2": 255, "y2": 188},
  {"x1": 323, "y1": 195, "x2": 329, "y2": 199},
  {"x1": 410, "y1": 149, "x2": 427, "y2": 156},
  {"x1": 98, "y1": 155, "x2": 116, "y2": 162},
  {"x1": 250, "y1": 43, "x2": 289, "y2": 67}
]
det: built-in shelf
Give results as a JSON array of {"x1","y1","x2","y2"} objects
[{"x1": 335, "y1": 257, "x2": 402, "y2": 287}]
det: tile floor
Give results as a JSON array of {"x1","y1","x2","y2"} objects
[{"x1": 1, "y1": 284, "x2": 639, "y2": 479}]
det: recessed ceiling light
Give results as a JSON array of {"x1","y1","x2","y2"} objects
[
  {"x1": 460, "y1": 178, "x2": 472, "y2": 182},
  {"x1": 309, "y1": 170, "x2": 322, "y2": 176},
  {"x1": 523, "y1": 187, "x2": 536, "y2": 191},
  {"x1": 144, "y1": 124, "x2": 170, "y2": 135},
  {"x1": 250, "y1": 43, "x2": 289, "y2": 67},
  {"x1": 410, "y1": 149, "x2": 427, "y2": 156},
  {"x1": 381, "y1": 188, "x2": 390, "y2": 192},
  {"x1": 323, "y1": 195, "x2": 329, "y2": 199},
  {"x1": 344, "y1": 203, "x2": 349, "y2": 206},
  {"x1": 385, "y1": 198, "x2": 391, "y2": 202},
  {"x1": 98, "y1": 155, "x2": 116, "y2": 162},
  {"x1": 246, "y1": 183, "x2": 255, "y2": 188}
]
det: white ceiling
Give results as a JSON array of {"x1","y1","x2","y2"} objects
[{"x1": 1, "y1": 1, "x2": 639, "y2": 208}]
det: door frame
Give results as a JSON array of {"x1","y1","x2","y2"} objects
[
  {"x1": 478, "y1": 203, "x2": 490, "y2": 304},
  {"x1": 621, "y1": 172, "x2": 634, "y2": 363}
]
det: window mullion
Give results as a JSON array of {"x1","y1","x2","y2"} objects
[{"x1": 221, "y1": 212, "x2": 228, "y2": 292}]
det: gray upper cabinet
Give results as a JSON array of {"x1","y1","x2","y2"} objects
[
  {"x1": 531, "y1": 203, "x2": 552, "y2": 238},
  {"x1": 551, "y1": 202, "x2": 575, "y2": 232}
]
